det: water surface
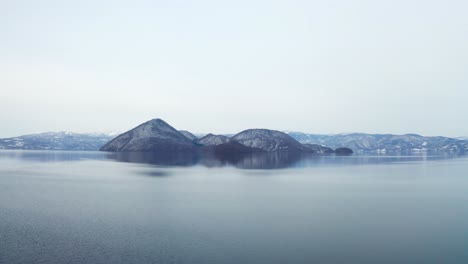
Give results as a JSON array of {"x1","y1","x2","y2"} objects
[{"x1": 1, "y1": 150, "x2": 467, "y2": 264}]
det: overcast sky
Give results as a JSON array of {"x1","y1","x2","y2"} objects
[{"x1": 1, "y1": 0, "x2": 467, "y2": 137}]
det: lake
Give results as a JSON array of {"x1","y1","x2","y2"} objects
[{"x1": 1, "y1": 150, "x2": 468, "y2": 264}]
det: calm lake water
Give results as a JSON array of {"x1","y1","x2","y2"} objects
[{"x1": 1, "y1": 150, "x2": 468, "y2": 264}]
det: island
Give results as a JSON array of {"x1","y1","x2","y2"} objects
[{"x1": 99, "y1": 118, "x2": 353, "y2": 155}]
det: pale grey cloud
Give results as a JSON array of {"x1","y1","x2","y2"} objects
[{"x1": 1, "y1": 0, "x2": 467, "y2": 137}]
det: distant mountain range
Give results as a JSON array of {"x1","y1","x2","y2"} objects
[
  {"x1": 0, "y1": 132, "x2": 114, "y2": 151},
  {"x1": 286, "y1": 132, "x2": 468, "y2": 153},
  {"x1": 1, "y1": 121, "x2": 467, "y2": 153}
]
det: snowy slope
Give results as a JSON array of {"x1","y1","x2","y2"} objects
[
  {"x1": 198, "y1": 134, "x2": 230, "y2": 146},
  {"x1": 287, "y1": 132, "x2": 468, "y2": 153},
  {"x1": 0, "y1": 132, "x2": 113, "y2": 150},
  {"x1": 100, "y1": 119, "x2": 195, "y2": 152},
  {"x1": 232, "y1": 129, "x2": 305, "y2": 152}
]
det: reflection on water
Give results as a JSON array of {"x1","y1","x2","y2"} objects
[
  {"x1": 1, "y1": 150, "x2": 468, "y2": 264},
  {"x1": 0, "y1": 150, "x2": 464, "y2": 169},
  {"x1": 106, "y1": 151, "x2": 307, "y2": 169},
  {"x1": 107, "y1": 152, "x2": 468, "y2": 169},
  {"x1": 0, "y1": 150, "x2": 108, "y2": 162}
]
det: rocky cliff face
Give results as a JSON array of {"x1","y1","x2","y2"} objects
[
  {"x1": 100, "y1": 119, "x2": 196, "y2": 152},
  {"x1": 231, "y1": 129, "x2": 306, "y2": 152}
]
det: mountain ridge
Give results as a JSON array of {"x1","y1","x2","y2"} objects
[
  {"x1": 99, "y1": 120, "x2": 352, "y2": 154},
  {"x1": 286, "y1": 131, "x2": 468, "y2": 153},
  {"x1": 2, "y1": 120, "x2": 467, "y2": 153},
  {"x1": 0, "y1": 131, "x2": 113, "y2": 151}
]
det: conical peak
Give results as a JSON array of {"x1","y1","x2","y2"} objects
[{"x1": 147, "y1": 118, "x2": 168, "y2": 125}]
